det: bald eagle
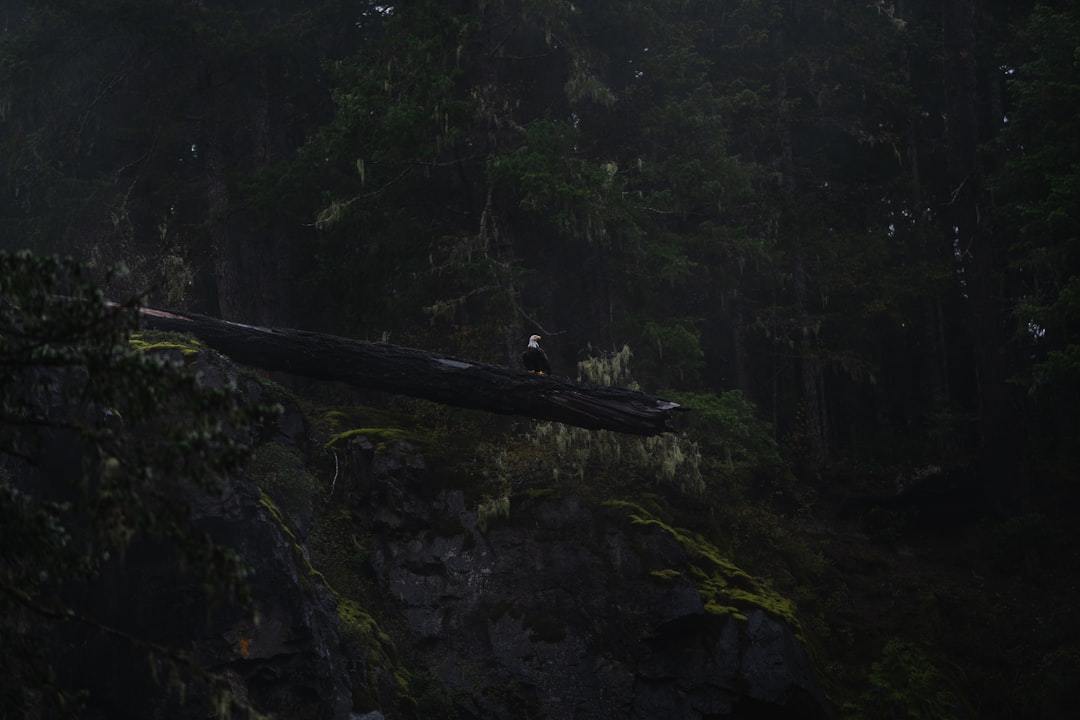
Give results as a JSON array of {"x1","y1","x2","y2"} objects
[{"x1": 523, "y1": 334, "x2": 551, "y2": 375}]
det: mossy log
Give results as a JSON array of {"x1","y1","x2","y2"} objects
[{"x1": 137, "y1": 307, "x2": 682, "y2": 436}]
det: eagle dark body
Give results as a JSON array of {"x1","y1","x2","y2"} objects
[{"x1": 523, "y1": 334, "x2": 551, "y2": 375}]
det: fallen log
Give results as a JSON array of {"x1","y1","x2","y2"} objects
[{"x1": 136, "y1": 307, "x2": 682, "y2": 436}]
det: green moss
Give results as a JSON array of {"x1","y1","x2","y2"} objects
[
  {"x1": 236, "y1": 363, "x2": 297, "y2": 406},
  {"x1": 308, "y1": 402, "x2": 481, "y2": 500},
  {"x1": 599, "y1": 496, "x2": 671, "y2": 521},
  {"x1": 307, "y1": 504, "x2": 369, "y2": 603},
  {"x1": 245, "y1": 397, "x2": 466, "y2": 716},
  {"x1": 259, "y1": 485, "x2": 413, "y2": 711},
  {"x1": 129, "y1": 330, "x2": 205, "y2": 357},
  {"x1": 248, "y1": 442, "x2": 322, "y2": 513},
  {"x1": 257, "y1": 492, "x2": 296, "y2": 543},
  {"x1": 649, "y1": 568, "x2": 683, "y2": 583},
  {"x1": 314, "y1": 406, "x2": 444, "y2": 455},
  {"x1": 338, "y1": 597, "x2": 399, "y2": 666},
  {"x1": 326, "y1": 427, "x2": 420, "y2": 452},
  {"x1": 604, "y1": 500, "x2": 801, "y2": 632},
  {"x1": 704, "y1": 602, "x2": 747, "y2": 620},
  {"x1": 338, "y1": 597, "x2": 412, "y2": 711},
  {"x1": 313, "y1": 405, "x2": 410, "y2": 438}
]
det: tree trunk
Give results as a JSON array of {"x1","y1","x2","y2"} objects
[
  {"x1": 901, "y1": 34, "x2": 950, "y2": 443},
  {"x1": 793, "y1": 250, "x2": 827, "y2": 466},
  {"x1": 206, "y1": 111, "x2": 238, "y2": 321},
  {"x1": 942, "y1": 0, "x2": 1023, "y2": 503},
  {"x1": 136, "y1": 307, "x2": 682, "y2": 436},
  {"x1": 776, "y1": 17, "x2": 827, "y2": 467}
]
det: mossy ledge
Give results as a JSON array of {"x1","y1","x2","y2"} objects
[
  {"x1": 253, "y1": 473, "x2": 411, "y2": 713},
  {"x1": 325, "y1": 426, "x2": 419, "y2": 452},
  {"x1": 603, "y1": 499, "x2": 802, "y2": 633},
  {"x1": 129, "y1": 330, "x2": 205, "y2": 357}
]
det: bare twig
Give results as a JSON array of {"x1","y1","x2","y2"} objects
[{"x1": 327, "y1": 450, "x2": 339, "y2": 502}]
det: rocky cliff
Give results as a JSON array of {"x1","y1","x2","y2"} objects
[
  {"x1": 22, "y1": 346, "x2": 824, "y2": 719},
  {"x1": 324, "y1": 429, "x2": 825, "y2": 719}
]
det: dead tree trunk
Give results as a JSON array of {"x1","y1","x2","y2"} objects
[{"x1": 137, "y1": 307, "x2": 682, "y2": 436}]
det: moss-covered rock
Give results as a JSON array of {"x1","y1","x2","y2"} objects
[
  {"x1": 603, "y1": 499, "x2": 801, "y2": 629},
  {"x1": 129, "y1": 330, "x2": 205, "y2": 358}
]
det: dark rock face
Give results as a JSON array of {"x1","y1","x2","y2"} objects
[
  {"x1": 16, "y1": 345, "x2": 820, "y2": 719},
  {"x1": 354, "y1": 443, "x2": 825, "y2": 720},
  {"x1": 21, "y1": 355, "x2": 356, "y2": 720},
  {"x1": 63, "y1": 470, "x2": 354, "y2": 720}
]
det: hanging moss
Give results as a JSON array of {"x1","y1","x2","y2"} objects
[{"x1": 476, "y1": 494, "x2": 510, "y2": 533}]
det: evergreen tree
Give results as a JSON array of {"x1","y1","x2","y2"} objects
[
  {"x1": 0, "y1": 252, "x2": 269, "y2": 717},
  {"x1": 0, "y1": 0, "x2": 353, "y2": 322},
  {"x1": 994, "y1": 2, "x2": 1080, "y2": 475}
]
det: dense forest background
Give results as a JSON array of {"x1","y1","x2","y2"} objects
[
  {"x1": 2, "y1": 0, "x2": 1079, "y2": 717},
  {"x1": 4, "y1": 0, "x2": 1078, "y2": 486}
]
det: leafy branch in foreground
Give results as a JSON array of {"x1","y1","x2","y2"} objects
[{"x1": 0, "y1": 251, "x2": 275, "y2": 718}]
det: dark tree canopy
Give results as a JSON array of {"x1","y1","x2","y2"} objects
[
  {"x1": 2, "y1": 0, "x2": 1076, "y2": 536},
  {"x1": 2, "y1": 0, "x2": 1076, "y2": 506}
]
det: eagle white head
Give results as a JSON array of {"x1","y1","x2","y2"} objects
[{"x1": 523, "y1": 334, "x2": 550, "y2": 374}]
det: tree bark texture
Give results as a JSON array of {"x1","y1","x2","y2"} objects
[
  {"x1": 942, "y1": 0, "x2": 1023, "y2": 501},
  {"x1": 137, "y1": 307, "x2": 682, "y2": 436}
]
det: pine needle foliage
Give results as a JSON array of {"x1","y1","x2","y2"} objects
[{"x1": 847, "y1": 639, "x2": 962, "y2": 720}]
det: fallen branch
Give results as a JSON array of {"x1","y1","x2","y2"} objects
[{"x1": 136, "y1": 307, "x2": 682, "y2": 436}]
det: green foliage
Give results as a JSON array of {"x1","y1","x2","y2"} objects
[
  {"x1": 488, "y1": 119, "x2": 628, "y2": 243},
  {"x1": 984, "y1": 512, "x2": 1060, "y2": 573},
  {"x1": 337, "y1": 597, "x2": 407, "y2": 707},
  {"x1": 298, "y1": 0, "x2": 491, "y2": 338},
  {"x1": 848, "y1": 639, "x2": 960, "y2": 720},
  {"x1": 637, "y1": 318, "x2": 706, "y2": 386},
  {"x1": 247, "y1": 442, "x2": 322, "y2": 527},
  {"x1": 0, "y1": 251, "x2": 272, "y2": 718},
  {"x1": 248, "y1": 422, "x2": 443, "y2": 717},
  {"x1": 998, "y1": 5, "x2": 1080, "y2": 378},
  {"x1": 668, "y1": 389, "x2": 783, "y2": 469}
]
